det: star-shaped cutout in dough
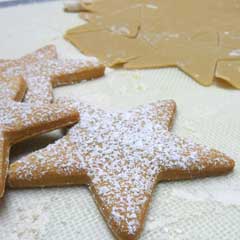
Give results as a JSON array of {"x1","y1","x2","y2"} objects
[
  {"x1": 124, "y1": 39, "x2": 238, "y2": 86},
  {"x1": 9, "y1": 99, "x2": 234, "y2": 240},
  {"x1": 65, "y1": 0, "x2": 240, "y2": 88},
  {"x1": 1, "y1": 45, "x2": 105, "y2": 104},
  {"x1": 0, "y1": 78, "x2": 80, "y2": 198}
]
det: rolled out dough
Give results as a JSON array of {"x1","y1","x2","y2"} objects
[{"x1": 65, "y1": 0, "x2": 240, "y2": 88}]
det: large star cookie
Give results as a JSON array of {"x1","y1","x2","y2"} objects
[
  {"x1": 65, "y1": 0, "x2": 240, "y2": 88},
  {"x1": 0, "y1": 78, "x2": 79, "y2": 198},
  {"x1": 1, "y1": 45, "x2": 105, "y2": 104},
  {"x1": 8, "y1": 99, "x2": 234, "y2": 240}
]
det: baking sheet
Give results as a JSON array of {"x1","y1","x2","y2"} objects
[{"x1": 0, "y1": 1, "x2": 240, "y2": 240}]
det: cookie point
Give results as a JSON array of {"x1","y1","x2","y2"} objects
[
  {"x1": 113, "y1": 223, "x2": 141, "y2": 240},
  {"x1": 226, "y1": 157, "x2": 235, "y2": 171},
  {"x1": 207, "y1": 150, "x2": 236, "y2": 176}
]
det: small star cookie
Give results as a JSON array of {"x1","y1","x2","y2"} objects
[
  {"x1": 0, "y1": 45, "x2": 57, "y2": 72},
  {"x1": 1, "y1": 45, "x2": 105, "y2": 104},
  {"x1": 8, "y1": 99, "x2": 234, "y2": 240},
  {"x1": 0, "y1": 80, "x2": 80, "y2": 198}
]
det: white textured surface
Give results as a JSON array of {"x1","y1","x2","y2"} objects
[{"x1": 0, "y1": 1, "x2": 240, "y2": 240}]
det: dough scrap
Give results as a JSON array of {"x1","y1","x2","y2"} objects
[
  {"x1": 65, "y1": 0, "x2": 240, "y2": 88},
  {"x1": 124, "y1": 40, "x2": 238, "y2": 86},
  {"x1": 215, "y1": 60, "x2": 240, "y2": 89}
]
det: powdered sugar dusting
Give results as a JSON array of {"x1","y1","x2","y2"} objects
[
  {"x1": 0, "y1": 100, "x2": 77, "y2": 134},
  {"x1": 0, "y1": 78, "x2": 20, "y2": 100},
  {"x1": 24, "y1": 57, "x2": 101, "y2": 104},
  {"x1": 10, "y1": 99, "x2": 232, "y2": 237},
  {"x1": 2, "y1": 57, "x2": 101, "y2": 104},
  {"x1": 0, "y1": 95, "x2": 79, "y2": 197},
  {"x1": 1, "y1": 45, "x2": 102, "y2": 104}
]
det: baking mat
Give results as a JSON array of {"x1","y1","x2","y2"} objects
[{"x1": 0, "y1": 2, "x2": 239, "y2": 240}]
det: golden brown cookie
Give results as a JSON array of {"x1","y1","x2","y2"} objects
[
  {"x1": 1, "y1": 45, "x2": 105, "y2": 104},
  {"x1": 0, "y1": 45, "x2": 56, "y2": 103},
  {"x1": 0, "y1": 81, "x2": 80, "y2": 198},
  {"x1": 8, "y1": 99, "x2": 234, "y2": 240}
]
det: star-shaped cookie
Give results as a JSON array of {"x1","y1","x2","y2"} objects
[
  {"x1": 1, "y1": 45, "x2": 105, "y2": 104},
  {"x1": 8, "y1": 99, "x2": 234, "y2": 240},
  {"x1": 0, "y1": 79, "x2": 80, "y2": 198}
]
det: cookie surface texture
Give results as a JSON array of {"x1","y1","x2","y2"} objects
[
  {"x1": 1, "y1": 45, "x2": 105, "y2": 104},
  {"x1": 0, "y1": 80, "x2": 80, "y2": 198}
]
